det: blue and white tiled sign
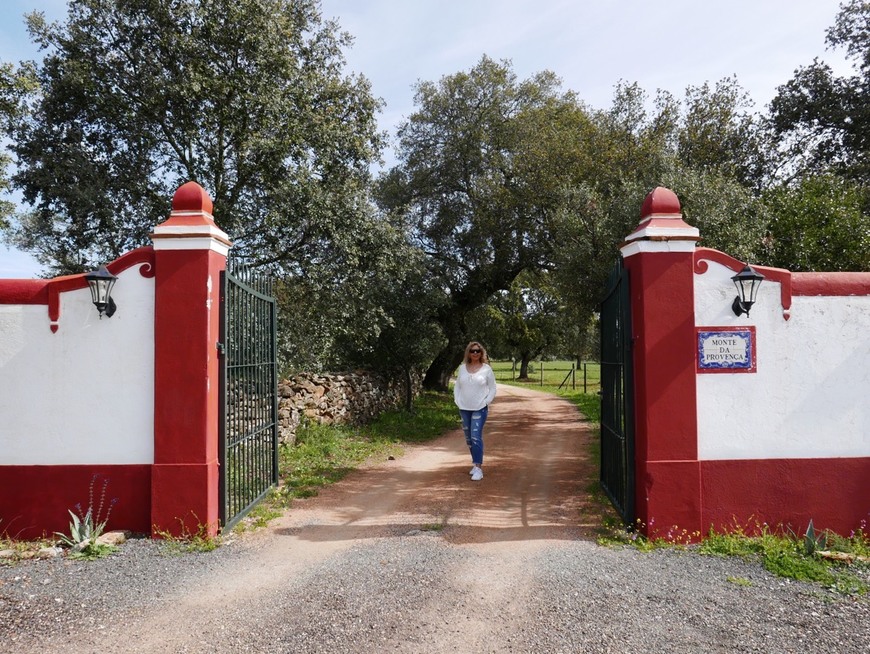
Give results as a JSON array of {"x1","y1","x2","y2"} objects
[{"x1": 696, "y1": 327, "x2": 756, "y2": 373}]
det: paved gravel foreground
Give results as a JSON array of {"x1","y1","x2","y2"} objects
[
  {"x1": 2, "y1": 535, "x2": 868, "y2": 653},
  {"x1": 2, "y1": 386, "x2": 868, "y2": 653}
]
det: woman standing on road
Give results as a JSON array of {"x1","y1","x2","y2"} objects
[{"x1": 453, "y1": 341, "x2": 497, "y2": 481}]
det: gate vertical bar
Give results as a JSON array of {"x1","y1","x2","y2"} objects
[
  {"x1": 599, "y1": 258, "x2": 635, "y2": 524},
  {"x1": 271, "y1": 286, "x2": 279, "y2": 485},
  {"x1": 218, "y1": 270, "x2": 229, "y2": 528}
]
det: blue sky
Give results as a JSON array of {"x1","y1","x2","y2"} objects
[{"x1": 0, "y1": 0, "x2": 849, "y2": 277}]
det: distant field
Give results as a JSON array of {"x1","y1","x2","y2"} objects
[
  {"x1": 490, "y1": 359, "x2": 601, "y2": 393},
  {"x1": 489, "y1": 359, "x2": 602, "y2": 422}
]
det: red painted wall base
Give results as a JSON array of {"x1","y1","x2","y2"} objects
[
  {"x1": 638, "y1": 460, "x2": 703, "y2": 539},
  {"x1": 701, "y1": 457, "x2": 870, "y2": 537},
  {"x1": 0, "y1": 465, "x2": 151, "y2": 540},
  {"x1": 150, "y1": 462, "x2": 219, "y2": 538},
  {"x1": 637, "y1": 456, "x2": 869, "y2": 541}
]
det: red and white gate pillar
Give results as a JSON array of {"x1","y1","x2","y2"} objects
[
  {"x1": 620, "y1": 187, "x2": 702, "y2": 538},
  {"x1": 149, "y1": 182, "x2": 231, "y2": 537}
]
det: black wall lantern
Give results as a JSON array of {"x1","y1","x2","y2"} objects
[
  {"x1": 84, "y1": 266, "x2": 118, "y2": 318},
  {"x1": 731, "y1": 265, "x2": 764, "y2": 316}
]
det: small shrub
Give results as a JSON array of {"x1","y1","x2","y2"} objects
[
  {"x1": 233, "y1": 491, "x2": 283, "y2": 533},
  {"x1": 154, "y1": 517, "x2": 221, "y2": 555},
  {"x1": 844, "y1": 517, "x2": 870, "y2": 558},
  {"x1": 55, "y1": 475, "x2": 117, "y2": 559},
  {"x1": 700, "y1": 524, "x2": 764, "y2": 558}
]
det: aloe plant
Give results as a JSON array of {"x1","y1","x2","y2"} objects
[
  {"x1": 56, "y1": 508, "x2": 107, "y2": 551},
  {"x1": 54, "y1": 476, "x2": 116, "y2": 555},
  {"x1": 803, "y1": 519, "x2": 828, "y2": 556}
]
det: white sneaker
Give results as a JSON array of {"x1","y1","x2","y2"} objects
[
  {"x1": 470, "y1": 466, "x2": 476, "y2": 475},
  {"x1": 471, "y1": 467, "x2": 483, "y2": 481}
]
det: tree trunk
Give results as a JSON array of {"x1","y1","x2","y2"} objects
[
  {"x1": 404, "y1": 367, "x2": 413, "y2": 412},
  {"x1": 422, "y1": 345, "x2": 464, "y2": 391},
  {"x1": 518, "y1": 353, "x2": 532, "y2": 379},
  {"x1": 422, "y1": 312, "x2": 468, "y2": 391}
]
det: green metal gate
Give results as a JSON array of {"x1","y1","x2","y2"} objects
[
  {"x1": 218, "y1": 261, "x2": 278, "y2": 531},
  {"x1": 599, "y1": 258, "x2": 635, "y2": 524}
]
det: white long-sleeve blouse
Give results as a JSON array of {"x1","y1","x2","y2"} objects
[{"x1": 453, "y1": 363, "x2": 497, "y2": 411}]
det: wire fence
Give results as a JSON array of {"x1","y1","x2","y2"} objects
[{"x1": 490, "y1": 360, "x2": 602, "y2": 393}]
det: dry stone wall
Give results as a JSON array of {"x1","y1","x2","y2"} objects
[{"x1": 277, "y1": 371, "x2": 422, "y2": 445}]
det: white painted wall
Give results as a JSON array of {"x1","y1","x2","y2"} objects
[
  {"x1": 694, "y1": 259, "x2": 870, "y2": 460},
  {"x1": 0, "y1": 266, "x2": 154, "y2": 464}
]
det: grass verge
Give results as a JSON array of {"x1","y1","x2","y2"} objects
[{"x1": 698, "y1": 520, "x2": 869, "y2": 596}]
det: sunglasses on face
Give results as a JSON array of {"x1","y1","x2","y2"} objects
[{"x1": 469, "y1": 349, "x2": 481, "y2": 354}]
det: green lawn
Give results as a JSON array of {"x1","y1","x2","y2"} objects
[
  {"x1": 491, "y1": 359, "x2": 600, "y2": 392},
  {"x1": 491, "y1": 360, "x2": 601, "y2": 422}
]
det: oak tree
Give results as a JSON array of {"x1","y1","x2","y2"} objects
[
  {"x1": 3, "y1": 0, "x2": 384, "y2": 276},
  {"x1": 375, "y1": 56, "x2": 595, "y2": 390}
]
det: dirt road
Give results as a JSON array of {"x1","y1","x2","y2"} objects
[{"x1": 273, "y1": 382, "x2": 599, "y2": 545}]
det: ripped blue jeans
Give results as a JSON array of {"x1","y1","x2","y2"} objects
[{"x1": 459, "y1": 405, "x2": 488, "y2": 466}]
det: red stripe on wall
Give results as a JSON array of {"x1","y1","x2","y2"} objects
[{"x1": 0, "y1": 465, "x2": 151, "y2": 540}]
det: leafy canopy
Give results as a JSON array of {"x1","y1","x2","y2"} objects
[
  {"x1": 4, "y1": 0, "x2": 383, "y2": 275},
  {"x1": 375, "y1": 56, "x2": 595, "y2": 389},
  {"x1": 769, "y1": 0, "x2": 870, "y2": 184}
]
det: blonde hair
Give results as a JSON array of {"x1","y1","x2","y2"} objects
[{"x1": 463, "y1": 341, "x2": 490, "y2": 364}]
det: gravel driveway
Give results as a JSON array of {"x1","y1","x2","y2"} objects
[{"x1": 2, "y1": 385, "x2": 868, "y2": 653}]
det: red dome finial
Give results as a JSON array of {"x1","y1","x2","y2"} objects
[
  {"x1": 171, "y1": 181, "x2": 213, "y2": 216},
  {"x1": 640, "y1": 186, "x2": 681, "y2": 219}
]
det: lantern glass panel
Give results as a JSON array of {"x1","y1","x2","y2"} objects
[{"x1": 746, "y1": 278, "x2": 761, "y2": 304}]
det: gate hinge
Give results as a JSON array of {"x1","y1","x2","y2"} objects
[{"x1": 216, "y1": 341, "x2": 225, "y2": 355}]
